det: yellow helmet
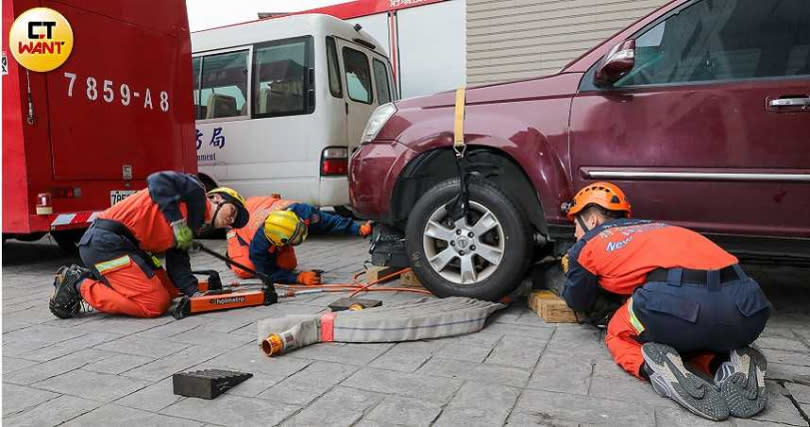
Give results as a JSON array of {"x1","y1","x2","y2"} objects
[
  {"x1": 206, "y1": 187, "x2": 249, "y2": 228},
  {"x1": 264, "y1": 210, "x2": 308, "y2": 246}
]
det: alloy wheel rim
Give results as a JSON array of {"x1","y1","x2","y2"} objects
[{"x1": 422, "y1": 201, "x2": 505, "y2": 285}]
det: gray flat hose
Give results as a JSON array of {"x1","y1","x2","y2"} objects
[{"x1": 257, "y1": 297, "x2": 505, "y2": 356}]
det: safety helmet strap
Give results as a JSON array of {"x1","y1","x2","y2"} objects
[
  {"x1": 209, "y1": 198, "x2": 234, "y2": 228},
  {"x1": 575, "y1": 214, "x2": 591, "y2": 234}
]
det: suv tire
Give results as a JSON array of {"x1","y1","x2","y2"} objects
[{"x1": 406, "y1": 177, "x2": 531, "y2": 300}]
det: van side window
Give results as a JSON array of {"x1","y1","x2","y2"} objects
[
  {"x1": 343, "y1": 47, "x2": 373, "y2": 104},
  {"x1": 253, "y1": 37, "x2": 313, "y2": 117},
  {"x1": 373, "y1": 59, "x2": 391, "y2": 104},
  {"x1": 616, "y1": 0, "x2": 810, "y2": 87},
  {"x1": 198, "y1": 50, "x2": 249, "y2": 119},
  {"x1": 192, "y1": 57, "x2": 203, "y2": 119},
  {"x1": 326, "y1": 37, "x2": 342, "y2": 98}
]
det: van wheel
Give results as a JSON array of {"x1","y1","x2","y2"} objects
[{"x1": 405, "y1": 177, "x2": 531, "y2": 301}]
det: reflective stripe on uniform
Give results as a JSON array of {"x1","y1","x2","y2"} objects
[
  {"x1": 226, "y1": 230, "x2": 236, "y2": 239},
  {"x1": 95, "y1": 255, "x2": 132, "y2": 274},
  {"x1": 628, "y1": 297, "x2": 645, "y2": 334}
]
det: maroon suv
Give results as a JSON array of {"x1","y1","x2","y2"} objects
[{"x1": 349, "y1": 0, "x2": 810, "y2": 300}]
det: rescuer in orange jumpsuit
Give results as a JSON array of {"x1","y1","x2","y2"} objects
[
  {"x1": 48, "y1": 171, "x2": 249, "y2": 319},
  {"x1": 561, "y1": 182, "x2": 770, "y2": 421},
  {"x1": 226, "y1": 195, "x2": 372, "y2": 283}
]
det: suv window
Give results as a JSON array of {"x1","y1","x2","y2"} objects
[
  {"x1": 326, "y1": 37, "x2": 342, "y2": 98},
  {"x1": 616, "y1": 0, "x2": 810, "y2": 87},
  {"x1": 343, "y1": 47, "x2": 373, "y2": 104},
  {"x1": 197, "y1": 50, "x2": 249, "y2": 119},
  {"x1": 253, "y1": 37, "x2": 313, "y2": 117},
  {"x1": 373, "y1": 59, "x2": 391, "y2": 104}
]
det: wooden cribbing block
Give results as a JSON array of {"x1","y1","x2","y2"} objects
[
  {"x1": 366, "y1": 266, "x2": 399, "y2": 283},
  {"x1": 400, "y1": 270, "x2": 423, "y2": 288},
  {"x1": 528, "y1": 290, "x2": 583, "y2": 323}
]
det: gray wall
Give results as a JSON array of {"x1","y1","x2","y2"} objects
[{"x1": 467, "y1": 0, "x2": 669, "y2": 85}]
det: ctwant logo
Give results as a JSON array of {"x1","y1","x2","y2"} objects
[{"x1": 9, "y1": 8, "x2": 73, "y2": 72}]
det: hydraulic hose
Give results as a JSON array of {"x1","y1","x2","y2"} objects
[{"x1": 258, "y1": 296, "x2": 505, "y2": 356}]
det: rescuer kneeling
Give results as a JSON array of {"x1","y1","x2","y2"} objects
[
  {"x1": 48, "y1": 171, "x2": 249, "y2": 318},
  {"x1": 561, "y1": 182, "x2": 771, "y2": 421}
]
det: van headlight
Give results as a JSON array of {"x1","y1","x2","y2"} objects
[{"x1": 361, "y1": 103, "x2": 397, "y2": 144}]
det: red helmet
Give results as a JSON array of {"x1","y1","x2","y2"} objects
[{"x1": 564, "y1": 182, "x2": 631, "y2": 220}]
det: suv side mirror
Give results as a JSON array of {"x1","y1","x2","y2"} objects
[{"x1": 594, "y1": 39, "x2": 635, "y2": 87}]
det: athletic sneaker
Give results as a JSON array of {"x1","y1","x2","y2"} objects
[
  {"x1": 714, "y1": 346, "x2": 768, "y2": 418},
  {"x1": 642, "y1": 342, "x2": 730, "y2": 421},
  {"x1": 49, "y1": 265, "x2": 88, "y2": 319}
]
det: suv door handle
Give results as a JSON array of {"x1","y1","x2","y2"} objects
[{"x1": 768, "y1": 97, "x2": 810, "y2": 107}]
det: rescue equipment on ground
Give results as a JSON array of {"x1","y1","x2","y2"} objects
[
  {"x1": 257, "y1": 296, "x2": 505, "y2": 356},
  {"x1": 174, "y1": 244, "x2": 431, "y2": 320},
  {"x1": 172, "y1": 242, "x2": 279, "y2": 319},
  {"x1": 172, "y1": 369, "x2": 252, "y2": 400}
]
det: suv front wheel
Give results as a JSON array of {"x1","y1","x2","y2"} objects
[{"x1": 405, "y1": 177, "x2": 531, "y2": 300}]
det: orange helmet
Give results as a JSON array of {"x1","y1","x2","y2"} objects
[{"x1": 563, "y1": 182, "x2": 631, "y2": 220}]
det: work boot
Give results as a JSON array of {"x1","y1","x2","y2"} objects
[
  {"x1": 714, "y1": 346, "x2": 768, "y2": 418},
  {"x1": 642, "y1": 342, "x2": 730, "y2": 421},
  {"x1": 49, "y1": 265, "x2": 88, "y2": 319}
]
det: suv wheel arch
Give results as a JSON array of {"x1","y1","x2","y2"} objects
[{"x1": 391, "y1": 148, "x2": 548, "y2": 236}]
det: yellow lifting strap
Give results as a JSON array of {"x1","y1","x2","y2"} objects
[{"x1": 453, "y1": 86, "x2": 466, "y2": 157}]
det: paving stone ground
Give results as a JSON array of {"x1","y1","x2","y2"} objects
[{"x1": 3, "y1": 235, "x2": 810, "y2": 426}]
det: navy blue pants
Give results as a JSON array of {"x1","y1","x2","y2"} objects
[{"x1": 632, "y1": 265, "x2": 771, "y2": 353}]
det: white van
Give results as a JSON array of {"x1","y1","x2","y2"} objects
[{"x1": 191, "y1": 14, "x2": 396, "y2": 209}]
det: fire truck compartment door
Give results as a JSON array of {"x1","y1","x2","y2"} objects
[{"x1": 46, "y1": 2, "x2": 186, "y2": 181}]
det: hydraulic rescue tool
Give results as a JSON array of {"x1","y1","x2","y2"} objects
[{"x1": 172, "y1": 242, "x2": 279, "y2": 319}]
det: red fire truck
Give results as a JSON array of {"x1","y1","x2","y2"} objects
[{"x1": 2, "y1": 0, "x2": 197, "y2": 250}]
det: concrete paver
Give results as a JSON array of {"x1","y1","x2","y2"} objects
[
  {"x1": 258, "y1": 361, "x2": 359, "y2": 406},
  {"x1": 64, "y1": 404, "x2": 203, "y2": 427},
  {"x1": 527, "y1": 353, "x2": 593, "y2": 395},
  {"x1": 281, "y1": 386, "x2": 383, "y2": 427},
  {"x1": 432, "y1": 382, "x2": 521, "y2": 427},
  {"x1": 32, "y1": 369, "x2": 152, "y2": 402},
  {"x1": 119, "y1": 345, "x2": 229, "y2": 381},
  {"x1": 2, "y1": 395, "x2": 101, "y2": 427},
  {"x1": 360, "y1": 395, "x2": 442, "y2": 426},
  {"x1": 3, "y1": 236, "x2": 810, "y2": 426},
  {"x1": 516, "y1": 388, "x2": 657, "y2": 425},
  {"x1": 161, "y1": 394, "x2": 299, "y2": 426},
  {"x1": 417, "y1": 357, "x2": 531, "y2": 388},
  {"x1": 484, "y1": 334, "x2": 547, "y2": 369},
  {"x1": 2, "y1": 384, "x2": 60, "y2": 416},
  {"x1": 114, "y1": 378, "x2": 184, "y2": 412},
  {"x1": 343, "y1": 367, "x2": 464, "y2": 403},
  {"x1": 4, "y1": 349, "x2": 111, "y2": 385},
  {"x1": 368, "y1": 340, "x2": 441, "y2": 373}
]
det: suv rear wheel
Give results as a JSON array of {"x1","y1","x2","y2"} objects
[{"x1": 405, "y1": 177, "x2": 531, "y2": 300}]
